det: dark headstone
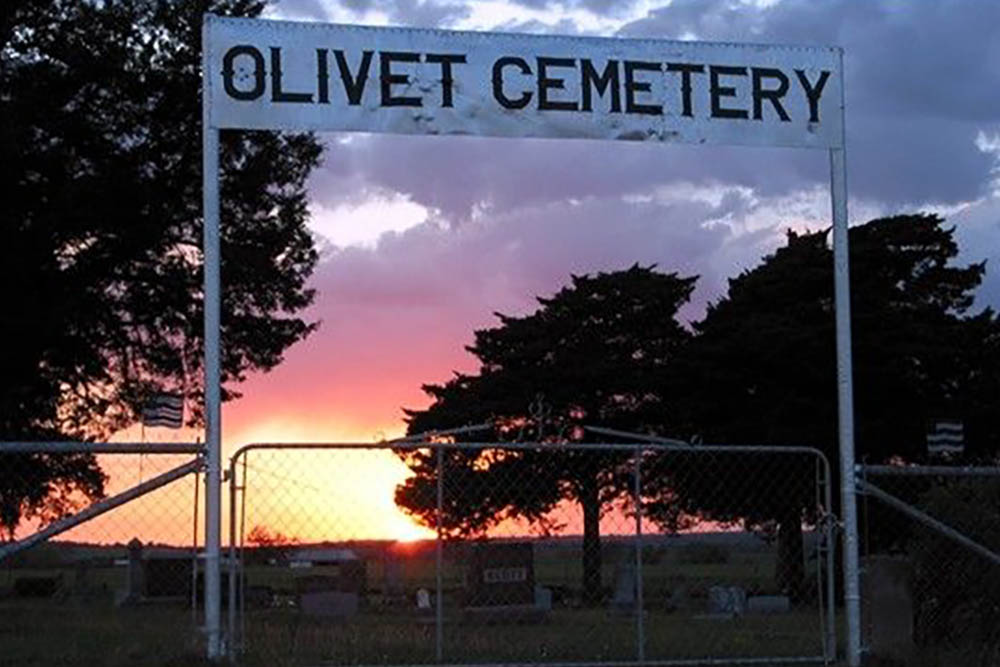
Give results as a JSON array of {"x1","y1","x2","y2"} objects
[
  {"x1": 534, "y1": 585, "x2": 552, "y2": 611},
  {"x1": 295, "y1": 575, "x2": 339, "y2": 594},
  {"x1": 466, "y1": 542, "x2": 534, "y2": 607},
  {"x1": 747, "y1": 595, "x2": 790, "y2": 614},
  {"x1": 14, "y1": 576, "x2": 62, "y2": 598},
  {"x1": 144, "y1": 558, "x2": 193, "y2": 598},
  {"x1": 338, "y1": 560, "x2": 367, "y2": 594},
  {"x1": 300, "y1": 590, "x2": 359, "y2": 617},
  {"x1": 708, "y1": 586, "x2": 746, "y2": 616},
  {"x1": 862, "y1": 556, "x2": 914, "y2": 663},
  {"x1": 126, "y1": 539, "x2": 144, "y2": 602},
  {"x1": 384, "y1": 556, "x2": 405, "y2": 597},
  {"x1": 611, "y1": 560, "x2": 638, "y2": 613}
]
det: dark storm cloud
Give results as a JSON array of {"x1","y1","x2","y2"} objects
[
  {"x1": 619, "y1": 0, "x2": 1000, "y2": 205},
  {"x1": 308, "y1": 134, "x2": 826, "y2": 221},
  {"x1": 299, "y1": 0, "x2": 999, "y2": 218}
]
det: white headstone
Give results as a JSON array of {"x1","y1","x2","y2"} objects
[{"x1": 416, "y1": 587, "x2": 431, "y2": 610}]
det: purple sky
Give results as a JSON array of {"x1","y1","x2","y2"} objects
[{"x1": 220, "y1": 0, "x2": 1000, "y2": 449}]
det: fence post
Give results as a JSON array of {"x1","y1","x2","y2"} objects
[
  {"x1": 435, "y1": 445, "x2": 444, "y2": 663},
  {"x1": 634, "y1": 447, "x2": 645, "y2": 663},
  {"x1": 228, "y1": 456, "x2": 238, "y2": 654}
]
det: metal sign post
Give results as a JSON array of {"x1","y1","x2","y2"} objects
[
  {"x1": 201, "y1": 16, "x2": 223, "y2": 660},
  {"x1": 200, "y1": 15, "x2": 859, "y2": 663}
]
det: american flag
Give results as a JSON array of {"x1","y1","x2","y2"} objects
[
  {"x1": 142, "y1": 393, "x2": 184, "y2": 429},
  {"x1": 926, "y1": 419, "x2": 964, "y2": 456}
]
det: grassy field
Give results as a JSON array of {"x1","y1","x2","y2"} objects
[
  {"x1": 0, "y1": 537, "x2": 839, "y2": 667},
  {"x1": 3, "y1": 537, "x2": 995, "y2": 665},
  {"x1": 0, "y1": 598, "x2": 828, "y2": 667}
]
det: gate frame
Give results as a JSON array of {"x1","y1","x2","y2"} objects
[
  {"x1": 855, "y1": 463, "x2": 1000, "y2": 657},
  {"x1": 200, "y1": 16, "x2": 860, "y2": 662},
  {"x1": 227, "y1": 438, "x2": 837, "y2": 665},
  {"x1": 0, "y1": 441, "x2": 204, "y2": 562}
]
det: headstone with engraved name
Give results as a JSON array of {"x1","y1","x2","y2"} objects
[
  {"x1": 467, "y1": 542, "x2": 534, "y2": 607},
  {"x1": 464, "y1": 542, "x2": 546, "y2": 623}
]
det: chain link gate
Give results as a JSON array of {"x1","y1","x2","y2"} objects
[
  {"x1": 0, "y1": 442, "x2": 205, "y2": 665},
  {"x1": 857, "y1": 464, "x2": 1000, "y2": 666},
  {"x1": 227, "y1": 439, "x2": 836, "y2": 666}
]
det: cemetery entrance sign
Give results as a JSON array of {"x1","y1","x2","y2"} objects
[
  {"x1": 205, "y1": 17, "x2": 842, "y2": 147},
  {"x1": 201, "y1": 15, "x2": 861, "y2": 665}
]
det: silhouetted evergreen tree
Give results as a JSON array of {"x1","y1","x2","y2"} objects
[
  {"x1": 397, "y1": 266, "x2": 697, "y2": 604},
  {"x1": 1, "y1": 0, "x2": 322, "y2": 536},
  {"x1": 647, "y1": 214, "x2": 999, "y2": 598}
]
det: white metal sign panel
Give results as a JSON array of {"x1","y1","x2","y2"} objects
[{"x1": 204, "y1": 16, "x2": 843, "y2": 149}]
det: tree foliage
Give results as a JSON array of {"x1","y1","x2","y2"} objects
[
  {"x1": 645, "y1": 214, "x2": 999, "y2": 596},
  {"x1": 397, "y1": 266, "x2": 697, "y2": 603},
  {"x1": 1, "y1": 0, "x2": 322, "y2": 536}
]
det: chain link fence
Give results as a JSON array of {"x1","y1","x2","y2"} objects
[
  {"x1": 0, "y1": 444, "x2": 203, "y2": 666},
  {"x1": 858, "y1": 465, "x2": 1000, "y2": 666},
  {"x1": 228, "y1": 441, "x2": 835, "y2": 666}
]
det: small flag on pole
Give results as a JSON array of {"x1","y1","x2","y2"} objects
[
  {"x1": 142, "y1": 393, "x2": 184, "y2": 429},
  {"x1": 927, "y1": 419, "x2": 964, "y2": 456}
]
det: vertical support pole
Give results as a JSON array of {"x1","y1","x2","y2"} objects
[
  {"x1": 202, "y1": 13, "x2": 223, "y2": 661},
  {"x1": 228, "y1": 456, "x2": 238, "y2": 655},
  {"x1": 633, "y1": 447, "x2": 644, "y2": 663},
  {"x1": 830, "y1": 47, "x2": 861, "y2": 666},
  {"x1": 435, "y1": 445, "x2": 444, "y2": 663},
  {"x1": 192, "y1": 468, "x2": 200, "y2": 622},
  {"x1": 823, "y1": 457, "x2": 836, "y2": 661}
]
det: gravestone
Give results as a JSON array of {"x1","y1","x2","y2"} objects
[
  {"x1": 746, "y1": 595, "x2": 790, "y2": 614},
  {"x1": 144, "y1": 557, "x2": 193, "y2": 599},
  {"x1": 464, "y1": 542, "x2": 545, "y2": 623},
  {"x1": 119, "y1": 538, "x2": 145, "y2": 605},
  {"x1": 338, "y1": 560, "x2": 367, "y2": 594},
  {"x1": 611, "y1": 561, "x2": 638, "y2": 614},
  {"x1": 862, "y1": 556, "x2": 914, "y2": 663},
  {"x1": 72, "y1": 559, "x2": 91, "y2": 595},
  {"x1": 416, "y1": 588, "x2": 432, "y2": 610},
  {"x1": 384, "y1": 556, "x2": 405, "y2": 597},
  {"x1": 296, "y1": 575, "x2": 358, "y2": 618},
  {"x1": 13, "y1": 576, "x2": 62, "y2": 598},
  {"x1": 125, "y1": 537, "x2": 146, "y2": 602},
  {"x1": 467, "y1": 542, "x2": 534, "y2": 607},
  {"x1": 707, "y1": 586, "x2": 746, "y2": 616},
  {"x1": 534, "y1": 585, "x2": 552, "y2": 612},
  {"x1": 300, "y1": 591, "x2": 359, "y2": 617}
]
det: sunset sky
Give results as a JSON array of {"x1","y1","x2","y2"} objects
[{"x1": 80, "y1": 0, "x2": 1000, "y2": 546}]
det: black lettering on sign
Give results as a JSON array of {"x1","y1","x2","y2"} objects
[
  {"x1": 316, "y1": 49, "x2": 330, "y2": 104},
  {"x1": 222, "y1": 45, "x2": 265, "y2": 101},
  {"x1": 380, "y1": 52, "x2": 422, "y2": 107},
  {"x1": 666, "y1": 62, "x2": 704, "y2": 117},
  {"x1": 710, "y1": 65, "x2": 748, "y2": 119},
  {"x1": 492, "y1": 56, "x2": 533, "y2": 110},
  {"x1": 270, "y1": 47, "x2": 312, "y2": 103},
  {"x1": 537, "y1": 57, "x2": 578, "y2": 111},
  {"x1": 425, "y1": 53, "x2": 467, "y2": 108},
  {"x1": 624, "y1": 61, "x2": 662, "y2": 116},
  {"x1": 795, "y1": 69, "x2": 830, "y2": 123},
  {"x1": 334, "y1": 50, "x2": 373, "y2": 106},
  {"x1": 751, "y1": 67, "x2": 790, "y2": 121},
  {"x1": 580, "y1": 59, "x2": 621, "y2": 113}
]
